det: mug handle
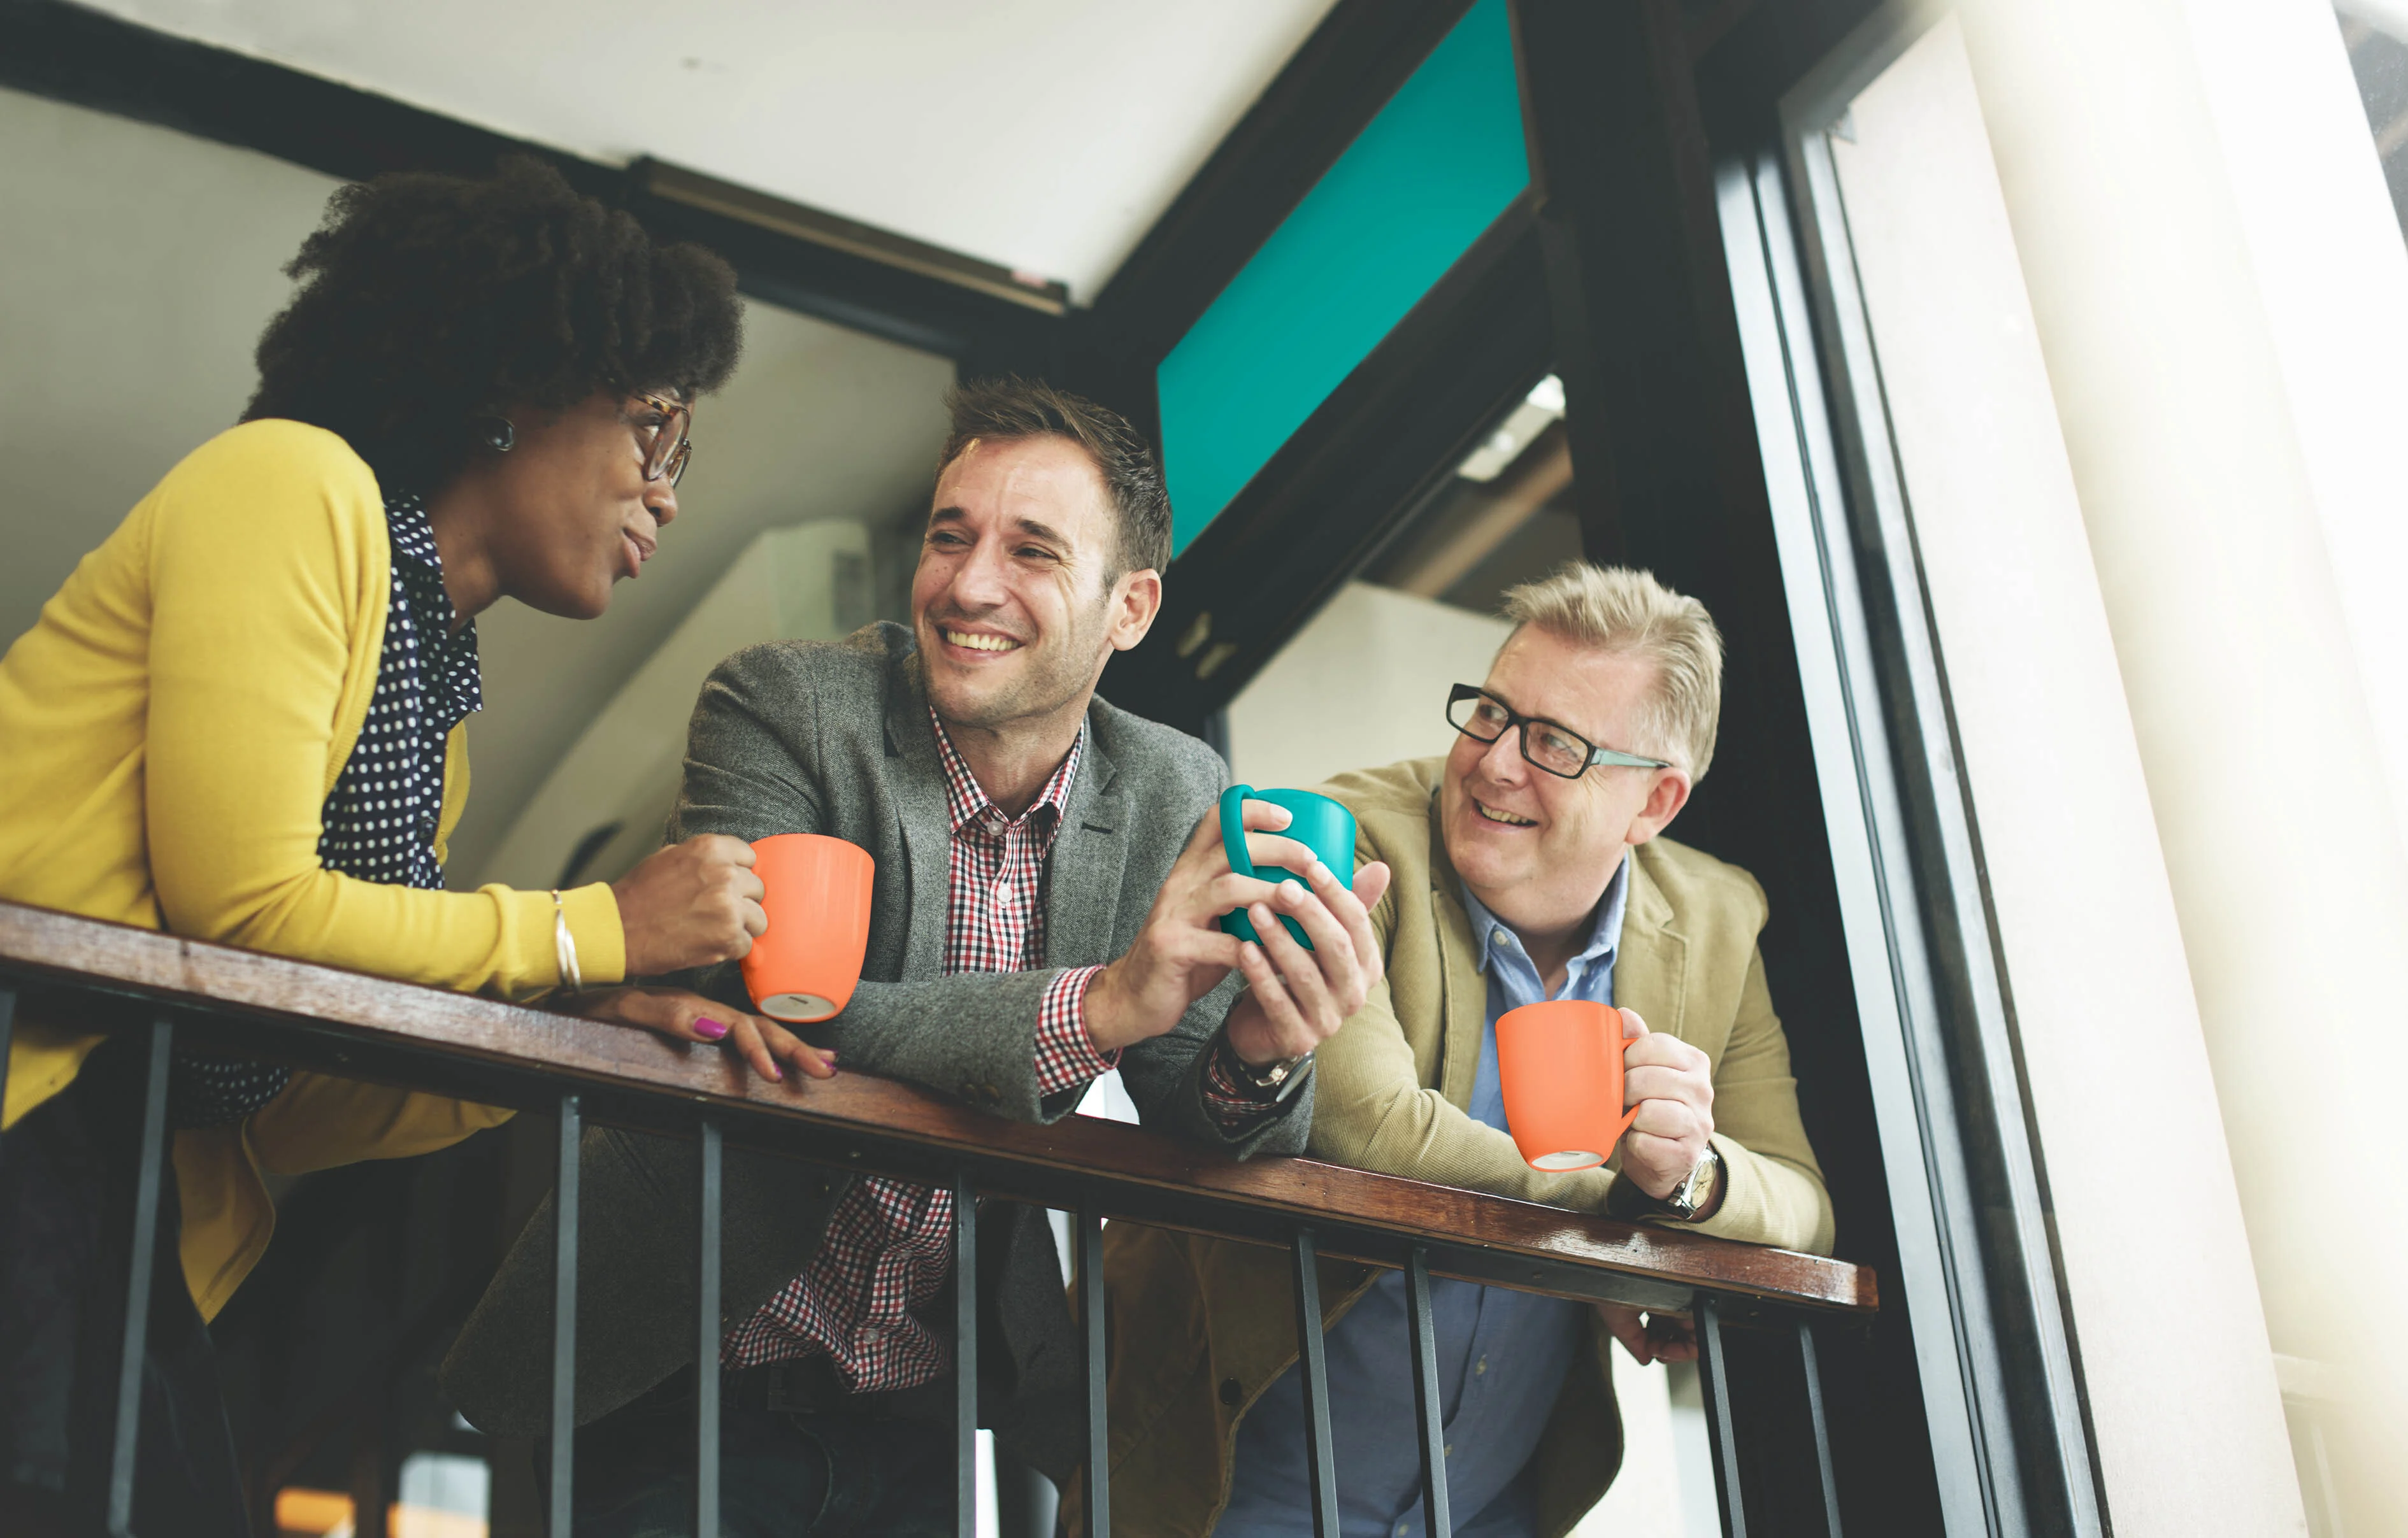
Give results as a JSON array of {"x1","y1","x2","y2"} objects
[
  {"x1": 1219, "y1": 785, "x2": 1259, "y2": 879},
  {"x1": 1610, "y1": 1009, "x2": 1645, "y2": 1146}
]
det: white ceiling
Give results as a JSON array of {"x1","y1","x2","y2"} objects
[{"x1": 76, "y1": 0, "x2": 1340, "y2": 301}]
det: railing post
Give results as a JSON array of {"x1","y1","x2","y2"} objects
[
  {"x1": 1290, "y1": 1228, "x2": 1339, "y2": 1538},
  {"x1": 1405, "y1": 1244, "x2": 1452, "y2": 1537},
  {"x1": 695, "y1": 1117, "x2": 722, "y2": 1538},
  {"x1": 1798, "y1": 1318, "x2": 1843, "y2": 1536},
  {"x1": 549, "y1": 1092, "x2": 581, "y2": 1537},
  {"x1": 105, "y1": 1018, "x2": 173, "y2": 1538},
  {"x1": 1695, "y1": 1293, "x2": 1746, "y2": 1538},
  {"x1": 1079, "y1": 1190, "x2": 1108, "y2": 1538},
  {"x1": 0, "y1": 985, "x2": 16, "y2": 1151},
  {"x1": 953, "y1": 1167, "x2": 978, "y2": 1538}
]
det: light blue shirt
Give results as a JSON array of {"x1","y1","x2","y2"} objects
[{"x1": 1216, "y1": 859, "x2": 1633, "y2": 1538}]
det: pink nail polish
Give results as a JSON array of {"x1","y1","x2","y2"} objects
[
  {"x1": 695, "y1": 1018, "x2": 729, "y2": 1040},
  {"x1": 768, "y1": 1065, "x2": 784, "y2": 1081}
]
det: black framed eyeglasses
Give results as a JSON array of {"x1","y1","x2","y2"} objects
[
  {"x1": 1444, "y1": 683, "x2": 1672, "y2": 778},
  {"x1": 631, "y1": 392, "x2": 693, "y2": 487}
]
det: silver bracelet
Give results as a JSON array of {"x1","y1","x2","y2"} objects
[{"x1": 551, "y1": 888, "x2": 584, "y2": 994}]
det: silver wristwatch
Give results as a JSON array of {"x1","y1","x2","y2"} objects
[
  {"x1": 1658, "y1": 1144, "x2": 1723, "y2": 1222},
  {"x1": 1215, "y1": 1031, "x2": 1312, "y2": 1100}
]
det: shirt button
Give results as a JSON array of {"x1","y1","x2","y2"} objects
[
  {"x1": 1475, "y1": 1356, "x2": 1488, "y2": 1376},
  {"x1": 1444, "y1": 1443, "x2": 1454, "y2": 1457},
  {"x1": 859, "y1": 1327, "x2": 883, "y2": 1344}
]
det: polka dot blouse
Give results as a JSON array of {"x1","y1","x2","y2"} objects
[{"x1": 167, "y1": 491, "x2": 483, "y2": 1129}]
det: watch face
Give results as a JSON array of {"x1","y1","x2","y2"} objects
[{"x1": 1673, "y1": 1150, "x2": 1717, "y2": 1214}]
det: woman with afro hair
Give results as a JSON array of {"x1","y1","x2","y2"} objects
[{"x1": 0, "y1": 157, "x2": 834, "y2": 1533}]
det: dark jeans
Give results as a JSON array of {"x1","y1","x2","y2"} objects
[
  {"x1": 0, "y1": 1039, "x2": 250, "y2": 1538},
  {"x1": 554, "y1": 1374, "x2": 956, "y2": 1538}
]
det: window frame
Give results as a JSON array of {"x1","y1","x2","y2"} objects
[{"x1": 1707, "y1": 5, "x2": 2114, "y2": 1532}]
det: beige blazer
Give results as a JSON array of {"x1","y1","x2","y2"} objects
[{"x1": 1080, "y1": 757, "x2": 1833, "y2": 1538}]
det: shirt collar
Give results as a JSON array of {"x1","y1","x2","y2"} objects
[
  {"x1": 383, "y1": 491, "x2": 483, "y2": 725},
  {"x1": 927, "y1": 705, "x2": 1086, "y2": 837},
  {"x1": 1461, "y1": 853, "x2": 1632, "y2": 981},
  {"x1": 383, "y1": 491, "x2": 443, "y2": 573}
]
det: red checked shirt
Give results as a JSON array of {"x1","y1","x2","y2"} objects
[{"x1": 720, "y1": 711, "x2": 1119, "y2": 1388}]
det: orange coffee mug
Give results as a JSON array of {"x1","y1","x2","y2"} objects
[
  {"x1": 740, "y1": 833, "x2": 875, "y2": 1023},
  {"x1": 1495, "y1": 999, "x2": 1642, "y2": 1171}
]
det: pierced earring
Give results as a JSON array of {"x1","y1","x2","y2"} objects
[{"x1": 478, "y1": 415, "x2": 517, "y2": 453}]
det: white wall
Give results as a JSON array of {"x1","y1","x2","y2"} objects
[
  {"x1": 1226, "y1": 581, "x2": 1510, "y2": 792},
  {"x1": 477, "y1": 519, "x2": 873, "y2": 892},
  {"x1": 0, "y1": 83, "x2": 956, "y2": 889},
  {"x1": 0, "y1": 85, "x2": 339, "y2": 654}
]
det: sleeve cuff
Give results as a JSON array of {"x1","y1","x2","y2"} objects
[
  {"x1": 1200, "y1": 1030, "x2": 1291, "y2": 1131},
  {"x1": 1033, "y1": 964, "x2": 1118, "y2": 1097}
]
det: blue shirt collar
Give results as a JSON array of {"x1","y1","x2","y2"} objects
[{"x1": 1460, "y1": 853, "x2": 1633, "y2": 990}]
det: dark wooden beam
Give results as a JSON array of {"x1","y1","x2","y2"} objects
[
  {"x1": 1098, "y1": 201, "x2": 1549, "y2": 735},
  {"x1": 1083, "y1": 0, "x2": 1475, "y2": 364}
]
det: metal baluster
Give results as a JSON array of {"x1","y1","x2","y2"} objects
[
  {"x1": 1798, "y1": 1320, "x2": 1842, "y2": 1537},
  {"x1": 1291, "y1": 1228, "x2": 1338, "y2": 1538},
  {"x1": 0, "y1": 986, "x2": 14, "y2": 1182},
  {"x1": 1695, "y1": 1294, "x2": 1745, "y2": 1538},
  {"x1": 1078, "y1": 1190, "x2": 1108, "y2": 1538},
  {"x1": 1405, "y1": 1245, "x2": 1452, "y2": 1537},
  {"x1": 695, "y1": 1118, "x2": 723, "y2": 1538},
  {"x1": 105, "y1": 1018, "x2": 173, "y2": 1538},
  {"x1": 0, "y1": 985, "x2": 16, "y2": 1127},
  {"x1": 953, "y1": 1167, "x2": 978, "y2": 1538},
  {"x1": 549, "y1": 1093, "x2": 582, "y2": 1537}
]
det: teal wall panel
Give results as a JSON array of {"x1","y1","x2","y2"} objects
[{"x1": 1156, "y1": 0, "x2": 1529, "y2": 556}]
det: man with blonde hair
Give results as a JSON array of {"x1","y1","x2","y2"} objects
[{"x1": 1087, "y1": 563, "x2": 1832, "y2": 1537}]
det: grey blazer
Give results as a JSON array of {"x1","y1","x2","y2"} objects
[{"x1": 441, "y1": 623, "x2": 1307, "y2": 1479}]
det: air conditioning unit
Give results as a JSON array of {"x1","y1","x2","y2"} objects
[{"x1": 478, "y1": 519, "x2": 872, "y2": 892}]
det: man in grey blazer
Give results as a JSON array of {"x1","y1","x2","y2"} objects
[{"x1": 443, "y1": 378, "x2": 1392, "y2": 1537}]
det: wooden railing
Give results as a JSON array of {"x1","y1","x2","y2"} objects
[{"x1": 0, "y1": 900, "x2": 1876, "y2": 1537}]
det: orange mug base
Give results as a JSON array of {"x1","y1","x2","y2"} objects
[
  {"x1": 1530, "y1": 1150, "x2": 1605, "y2": 1171},
  {"x1": 758, "y1": 991, "x2": 840, "y2": 1023}
]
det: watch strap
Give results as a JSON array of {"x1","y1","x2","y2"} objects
[{"x1": 1212, "y1": 1029, "x2": 1314, "y2": 1104}]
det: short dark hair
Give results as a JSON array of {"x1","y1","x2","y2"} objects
[
  {"x1": 245, "y1": 157, "x2": 743, "y2": 493},
  {"x1": 938, "y1": 377, "x2": 1172, "y2": 577}
]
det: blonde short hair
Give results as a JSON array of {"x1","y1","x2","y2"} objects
[{"x1": 1497, "y1": 563, "x2": 1724, "y2": 780}]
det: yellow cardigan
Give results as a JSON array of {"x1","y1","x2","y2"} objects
[{"x1": 0, "y1": 420, "x2": 626, "y2": 1320}]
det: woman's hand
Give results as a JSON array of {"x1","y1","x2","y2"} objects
[
  {"x1": 569, "y1": 986, "x2": 837, "y2": 1085},
  {"x1": 610, "y1": 834, "x2": 768, "y2": 976}
]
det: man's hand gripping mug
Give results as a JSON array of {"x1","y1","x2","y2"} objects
[{"x1": 1215, "y1": 785, "x2": 1357, "y2": 950}]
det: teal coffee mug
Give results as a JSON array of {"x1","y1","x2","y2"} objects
[{"x1": 1218, "y1": 785, "x2": 1358, "y2": 950}]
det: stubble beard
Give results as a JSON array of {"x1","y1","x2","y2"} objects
[{"x1": 921, "y1": 594, "x2": 1114, "y2": 734}]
